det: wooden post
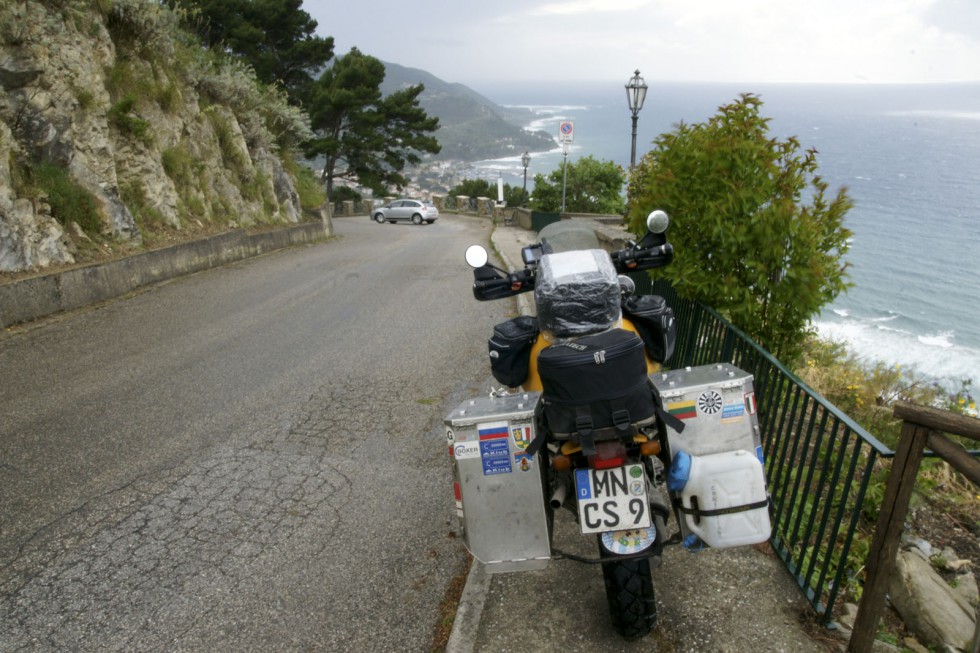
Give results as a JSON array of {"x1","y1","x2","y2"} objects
[{"x1": 847, "y1": 420, "x2": 930, "y2": 653}]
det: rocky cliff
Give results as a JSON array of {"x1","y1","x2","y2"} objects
[{"x1": 0, "y1": 0, "x2": 314, "y2": 274}]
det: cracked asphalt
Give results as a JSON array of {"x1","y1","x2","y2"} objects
[{"x1": 0, "y1": 215, "x2": 508, "y2": 651}]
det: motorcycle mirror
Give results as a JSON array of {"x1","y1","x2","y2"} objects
[
  {"x1": 465, "y1": 245, "x2": 489, "y2": 268},
  {"x1": 646, "y1": 210, "x2": 669, "y2": 234},
  {"x1": 618, "y1": 275, "x2": 636, "y2": 298}
]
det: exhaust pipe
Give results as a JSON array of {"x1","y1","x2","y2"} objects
[{"x1": 549, "y1": 482, "x2": 568, "y2": 509}]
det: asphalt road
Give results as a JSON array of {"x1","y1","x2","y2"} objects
[{"x1": 0, "y1": 215, "x2": 511, "y2": 652}]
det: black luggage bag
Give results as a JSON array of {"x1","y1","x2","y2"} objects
[
  {"x1": 537, "y1": 328, "x2": 657, "y2": 452},
  {"x1": 623, "y1": 294, "x2": 677, "y2": 363},
  {"x1": 488, "y1": 315, "x2": 540, "y2": 387}
]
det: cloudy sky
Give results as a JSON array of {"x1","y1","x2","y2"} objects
[{"x1": 306, "y1": 0, "x2": 979, "y2": 86}]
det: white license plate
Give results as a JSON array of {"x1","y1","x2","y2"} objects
[{"x1": 574, "y1": 464, "x2": 651, "y2": 534}]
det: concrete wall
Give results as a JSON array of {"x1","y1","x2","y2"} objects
[{"x1": 0, "y1": 218, "x2": 333, "y2": 328}]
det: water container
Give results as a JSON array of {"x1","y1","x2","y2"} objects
[
  {"x1": 677, "y1": 450, "x2": 771, "y2": 548},
  {"x1": 666, "y1": 450, "x2": 691, "y2": 492}
]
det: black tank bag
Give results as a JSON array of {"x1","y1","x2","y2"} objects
[
  {"x1": 488, "y1": 315, "x2": 539, "y2": 387},
  {"x1": 622, "y1": 294, "x2": 677, "y2": 363},
  {"x1": 537, "y1": 328, "x2": 657, "y2": 455}
]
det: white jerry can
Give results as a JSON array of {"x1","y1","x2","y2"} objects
[{"x1": 669, "y1": 449, "x2": 771, "y2": 549}]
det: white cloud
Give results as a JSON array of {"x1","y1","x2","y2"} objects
[
  {"x1": 526, "y1": 0, "x2": 652, "y2": 17},
  {"x1": 308, "y1": 0, "x2": 980, "y2": 84}
]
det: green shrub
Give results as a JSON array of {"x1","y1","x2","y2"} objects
[
  {"x1": 19, "y1": 162, "x2": 103, "y2": 236},
  {"x1": 108, "y1": 95, "x2": 152, "y2": 144},
  {"x1": 283, "y1": 155, "x2": 325, "y2": 211},
  {"x1": 161, "y1": 144, "x2": 196, "y2": 187},
  {"x1": 794, "y1": 336, "x2": 978, "y2": 604}
]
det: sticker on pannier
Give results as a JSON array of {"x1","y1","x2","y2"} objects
[{"x1": 488, "y1": 315, "x2": 539, "y2": 387}]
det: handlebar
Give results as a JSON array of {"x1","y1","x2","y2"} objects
[
  {"x1": 610, "y1": 243, "x2": 674, "y2": 273},
  {"x1": 468, "y1": 210, "x2": 674, "y2": 301},
  {"x1": 472, "y1": 268, "x2": 536, "y2": 301}
]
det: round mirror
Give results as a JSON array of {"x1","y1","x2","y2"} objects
[
  {"x1": 618, "y1": 274, "x2": 636, "y2": 297},
  {"x1": 646, "y1": 210, "x2": 669, "y2": 234},
  {"x1": 465, "y1": 245, "x2": 489, "y2": 268}
]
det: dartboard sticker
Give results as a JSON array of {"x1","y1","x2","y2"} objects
[{"x1": 698, "y1": 390, "x2": 724, "y2": 415}]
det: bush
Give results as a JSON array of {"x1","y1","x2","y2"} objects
[
  {"x1": 108, "y1": 95, "x2": 152, "y2": 144},
  {"x1": 18, "y1": 162, "x2": 103, "y2": 236},
  {"x1": 531, "y1": 155, "x2": 625, "y2": 214},
  {"x1": 630, "y1": 94, "x2": 853, "y2": 365},
  {"x1": 283, "y1": 156, "x2": 326, "y2": 212},
  {"x1": 448, "y1": 179, "x2": 523, "y2": 206}
]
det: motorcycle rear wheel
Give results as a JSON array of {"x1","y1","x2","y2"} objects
[{"x1": 599, "y1": 544, "x2": 657, "y2": 640}]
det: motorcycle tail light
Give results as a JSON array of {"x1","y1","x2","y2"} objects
[{"x1": 590, "y1": 442, "x2": 627, "y2": 470}]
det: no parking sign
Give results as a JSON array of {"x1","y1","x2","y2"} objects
[{"x1": 559, "y1": 121, "x2": 574, "y2": 143}]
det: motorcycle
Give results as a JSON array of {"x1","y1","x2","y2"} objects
[{"x1": 446, "y1": 210, "x2": 773, "y2": 640}]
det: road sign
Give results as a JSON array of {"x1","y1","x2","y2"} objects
[{"x1": 559, "y1": 121, "x2": 574, "y2": 143}]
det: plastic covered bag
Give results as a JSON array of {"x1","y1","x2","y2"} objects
[{"x1": 534, "y1": 249, "x2": 621, "y2": 337}]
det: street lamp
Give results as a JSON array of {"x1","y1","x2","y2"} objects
[
  {"x1": 626, "y1": 69, "x2": 648, "y2": 170},
  {"x1": 521, "y1": 151, "x2": 530, "y2": 207}
]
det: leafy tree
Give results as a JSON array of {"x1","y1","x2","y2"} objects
[
  {"x1": 449, "y1": 179, "x2": 524, "y2": 206},
  {"x1": 171, "y1": 0, "x2": 333, "y2": 103},
  {"x1": 531, "y1": 155, "x2": 626, "y2": 214},
  {"x1": 302, "y1": 48, "x2": 440, "y2": 198},
  {"x1": 331, "y1": 185, "x2": 361, "y2": 202},
  {"x1": 628, "y1": 93, "x2": 853, "y2": 363}
]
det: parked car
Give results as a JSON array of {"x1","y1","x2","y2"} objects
[{"x1": 372, "y1": 199, "x2": 438, "y2": 225}]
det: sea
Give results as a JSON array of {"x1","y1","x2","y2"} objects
[{"x1": 469, "y1": 81, "x2": 980, "y2": 389}]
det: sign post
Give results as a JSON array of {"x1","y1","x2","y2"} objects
[{"x1": 559, "y1": 122, "x2": 574, "y2": 213}]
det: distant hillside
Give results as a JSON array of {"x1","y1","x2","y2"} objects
[{"x1": 379, "y1": 62, "x2": 554, "y2": 161}]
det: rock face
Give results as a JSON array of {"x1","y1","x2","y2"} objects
[{"x1": 0, "y1": 1, "x2": 307, "y2": 273}]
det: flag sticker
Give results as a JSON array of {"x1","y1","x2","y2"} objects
[
  {"x1": 745, "y1": 392, "x2": 757, "y2": 415},
  {"x1": 478, "y1": 421, "x2": 512, "y2": 475},
  {"x1": 512, "y1": 425, "x2": 532, "y2": 450},
  {"x1": 667, "y1": 400, "x2": 698, "y2": 420},
  {"x1": 479, "y1": 421, "x2": 509, "y2": 440}
]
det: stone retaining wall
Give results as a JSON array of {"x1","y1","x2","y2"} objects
[{"x1": 0, "y1": 219, "x2": 332, "y2": 328}]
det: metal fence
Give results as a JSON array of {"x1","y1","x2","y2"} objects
[{"x1": 649, "y1": 279, "x2": 894, "y2": 622}]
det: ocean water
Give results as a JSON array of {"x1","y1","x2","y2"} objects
[{"x1": 471, "y1": 81, "x2": 980, "y2": 386}]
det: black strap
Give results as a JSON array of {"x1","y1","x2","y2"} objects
[
  {"x1": 575, "y1": 406, "x2": 596, "y2": 456},
  {"x1": 526, "y1": 403, "x2": 548, "y2": 457},
  {"x1": 677, "y1": 498, "x2": 770, "y2": 518},
  {"x1": 611, "y1": 397, "x2": 631, "y2": 432},
  {"x1": 655, "y1": 402, "x2": 686, "y2": 433}
]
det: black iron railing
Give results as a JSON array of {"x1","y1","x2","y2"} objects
[{"x1": 649, "y1": 279, "x2": 893, "y2": 622}]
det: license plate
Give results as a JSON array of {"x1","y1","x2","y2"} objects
[{"x1": 574, "y1": 464, "x2": 651, "y2": 534}]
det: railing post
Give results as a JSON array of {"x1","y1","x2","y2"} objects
[{"x1": 847, "y1": 420, "x2": 929, "y2": 653}]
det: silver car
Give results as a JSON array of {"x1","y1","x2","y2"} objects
[{"x1": 372, "y1": 199, "x2": 438, "y2": 225}]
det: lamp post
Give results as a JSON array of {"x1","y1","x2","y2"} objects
[
  {"x1": 521, "y1": 151, "x2": 530, "y2": 207},
  {"x1": 626, "y1": 69, "x2": 648, "y2": 170}
]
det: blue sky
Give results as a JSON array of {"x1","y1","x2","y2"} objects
[{"x1": 306, "y1": 0, "x2": 980, "y2": 85}]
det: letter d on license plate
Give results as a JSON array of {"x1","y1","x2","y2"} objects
[{"x1": 574, "y1": 464, "x2": 651, "y2": 534}]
